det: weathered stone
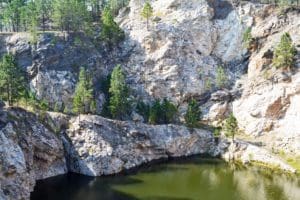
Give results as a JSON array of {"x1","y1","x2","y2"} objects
[
  {"x1": 221, "y1": 139, "x2": 296, "y2": 173},
  {"x1": 63, "y1": 115, "x2": 216, "y2": 176},
  {"x1": 0, "y1": 108, "x2": 67, "y2": 200}
]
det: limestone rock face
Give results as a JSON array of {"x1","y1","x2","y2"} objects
[
  {"x1": 0, "y1": 33, "x2": 112, "y2": 111},
  {"x1": 63, "y1": 115, "x2": 215, "y2": 176},
  {"x1": 0, "y1": 108, "x2": 67, "y2": 200},
  {"x1": 118, "y1": 0, "x2": 250, "y2": 106},
  {"x1": 231, "y1": 7, "x2": 300, "y2": 156}
]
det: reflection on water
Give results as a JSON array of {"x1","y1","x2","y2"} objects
[{"x1": 31, "y1": 158, "x2": 300, "y2": 200}]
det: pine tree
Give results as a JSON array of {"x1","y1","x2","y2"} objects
[
  {"x1": 216, "y1": 66, "x2": 227, "y2": 89},
  {"x1": 100, "y1": 6, "x2": 125, "y2": 45},
  {"x1": 26, "y1": 1, "x2": 39, "y2": 44},
  {"x1": 184, "y1": 98, "x2": 201, "y2": 128},
  {"x1": 35, "y1": 0, "x2": 53, "y2": 32},
  {"x1": 223, "y1": 113, "x2": 238, "y2": 141},
  {"x1": 161, "y1": 98, "x2": 177, "y2": 124},
  {"x1": 136, "y1": 100, "x2": 150, "y2": 122},
  {"x1": 242, "y1": 27, "x2": 252, "y2": 49},
  {"x1": 2, "y1": 0, "x2": 25, "y2": 32},
  {"x1": 109, "y1": 64, "x2": 130, "y2": 119},
  {"x1": 73, "y1": 67, "x2": 94, "y2": 115},
  {"x1": 141, "y1": 1, "x2": 153, "y2": 30},
  {"x1": 273, "y1": 33, "x2": 297, "y2": 71},
  {"x1": 0, "y1": 53, "x2": 27, "y2": 106},
  {"x1": 149, "y1": 99, "x2": 161, "y2": 124},
  {"x1": 52, "y1": 0, "x2": 91, "y2": 33},
  {"x1": 148, "y1": 99, "x2": 177, "y2": 124}
]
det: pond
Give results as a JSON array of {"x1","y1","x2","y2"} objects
[{"x1": 31, "y1": 157, "x2": 300, "y2": 200}]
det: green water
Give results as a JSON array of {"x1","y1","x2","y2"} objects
[{"x1": 31, "y1": 158, "x2": 300, "y2": 200}]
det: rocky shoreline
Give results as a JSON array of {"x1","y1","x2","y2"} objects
[
  {"x1": 0, "y1": 107, "x2": 297, "y2": 200},
  {"x1": 0, "y1": 0, "x2": 299, "y2": 199}
]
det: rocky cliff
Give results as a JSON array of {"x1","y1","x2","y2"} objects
[
  {"x1": 0, "y1": 0, "x2": 300, "y2": 199},
  {"x1": 63, "y1": 115, "x2": 215, "y2": 176},
  {"x1": 0, "y1": 108, "x2": 67, "y2": 200},
  {"x1": 0, "y1": 107, "x2": 217, "y2": 199}
]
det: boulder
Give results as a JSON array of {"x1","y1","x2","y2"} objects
[{"x1": 63, "y1": 115, "x2": 216, "y2": 176}]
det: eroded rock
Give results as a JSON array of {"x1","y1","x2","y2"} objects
[{"x1": 63, "y1": 115, "x2": 216, "y2": 176}]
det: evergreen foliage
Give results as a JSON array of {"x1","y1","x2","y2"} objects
[
  {"x1": 149, "y1": 99, "x2": 177, "y2": 125},
  {"x1": 149, "y1": 99, "x2": 161, "y2": 125},
  {"x1": 0, "y1": 53, "x2": 27, "y2": 106},
  {"x1": 136, "y1": 100, "x2": 150, "y2": 122},
  {"x1": 100, "y1": 6, "x2": 125, "y2": 45},
  {"x1": 216, "y1": 66, "x2": 227, "y2": 89},
  {"x1": 184, "y1": 98, "x2": 201, "y2": 128},
  {"x1": 223, "y1": 113, "x2": 238, "y2": 141},
  {"x1": 242, "y1": 27, "x2": 253, "y2": 49},
  {"x1": 52, "y1": 0, "x2": 92, "y2": 32},
  {"x1": 109, "y1": 64, "x2": 130, "y2": 119},
  {"x1": 100, "y1": 74, "x2": 112, "y2": 117},
  {"x1": 273, "y1": 33, "x2": 297, "y2": 70},
  {"x1": 73, "y1": 67, "x2": 94, "y2": 115},
  {"x1": 141, "y1": 1, "x2": 153, "y2": 30}
]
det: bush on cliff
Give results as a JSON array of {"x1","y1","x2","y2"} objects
[
  {"x1": 0, "y1": 53, "x2": 27, "y2": 106},
  {"x1": 184, "y1": 98, "x2": 202, "y2": 128},
  {"x1": 73, "y1": 67, "x2": 94, "y2": 115},
  {"x1": 109, "y1": 64, "x2": 130, "y2": 119},
  {"x1": 223, "y1": 113, "x2": 238, "y2": 141},
  {"x1": 273, "y1": 33, "x2": 297, "y2": 71},
  {"x1": 149, "y1": 99, "x2": 178, "y2": 125},
  {"x1": 100, "y1": 6, "x2": 125, "y2": 45}
]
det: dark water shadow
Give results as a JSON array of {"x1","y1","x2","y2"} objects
[
  {"x1": 31, "y1": 157, "x2": 225, "y2": 200},
  {"x1": 31, "y1": 172, "x2": 141, "y2": 200}
]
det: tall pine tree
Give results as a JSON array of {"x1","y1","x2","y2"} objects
[
  {"x1": 109, "y1": 64, "x2": 130, "y2": 119},
  {"x1": 73, "y1": 67, "x2": 94, "y2": 115},
  {"x1": 100, "y1": 6, "x2": 124, "y2": 45},
  {"x1": 273, "y1": 33, "x2": 297, "y2": 71},
  {"x1": 224, "y1": 113, "x2": 238, "y2": 141},
  {"x1": 141, "y1": 1, "x2": 153, "y2": 31},
  {"x1": 184, "y1": 98, "x2": 201, "y2": 128},
  {"x1": 0, "y1": 53, "x2": 27, "y2": 106}
]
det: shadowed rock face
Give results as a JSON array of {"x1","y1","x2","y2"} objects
[
  {"x1": 0, "y1": 108, "x2": 67, "y2": 200},
  {"x1": 207, "y1": 0, "x2": 234, "y2": 19},
  {"x1": 63, "y1": 115, "x2": 216, "y2": 176}
]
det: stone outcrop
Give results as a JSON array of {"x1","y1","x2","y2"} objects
[
  {"x1": 0, "y1": 108, "x2": 67, "y2": 200},
  {"x1": 118, "y1": 0, "x2": 250, "y2": 108},
  {"x1": 63, "y1": 115, "x2": 216, "y2": 176},
  {"x1": 221, "y1": 139, "x2": 296, "y2": 173},
  {"x1": 0, "y1": 33, "x2": 116, "y2": 112},
  {"x1": 0, "y1": 0, "x2": 299, "y2": 199},
  {"x1": 231, "y1": 7, "x2": 300, "y2": 156}
]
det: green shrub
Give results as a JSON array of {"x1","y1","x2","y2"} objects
[
  {"x1": 149, "y1": 99, "x2": 177, "y2": 125},
  {"x1": 184, "y1": 98, "x2": 201, "y2": 128},
  {"x1": 205, "y1": 78, "x2": 212, "y2": 91},
  {"x1": 213, "y1": 127, "x2": 222, "y2": 137},
  {"x1": 136, "y1": 100, "x2": 150, "y2": 122},
  {"x1": 216, "y1": 66, "x2": 227, "y2": 89},
  {"x1": 109, "y1": 65, "x2": 130, "y2": 119},
  {"x1": 243, "y1": 27, "x2": 253, "y2": 49},
  {"x1": 149, "y1": 99, "x2": 161, "y2": 124},
  {"x1": 272, "y1": 33, "x2": 297, "y2": 71},
  {"x1": 100, "y1": 7, "x2": 125, "y2": 45},
  {"x1": 223, "y1": 113, "x2": 238, "y2": 141}
]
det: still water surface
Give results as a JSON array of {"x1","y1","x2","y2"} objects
[{"x1": 31, "y1": 158, "x2": 300, "y2": 200}]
